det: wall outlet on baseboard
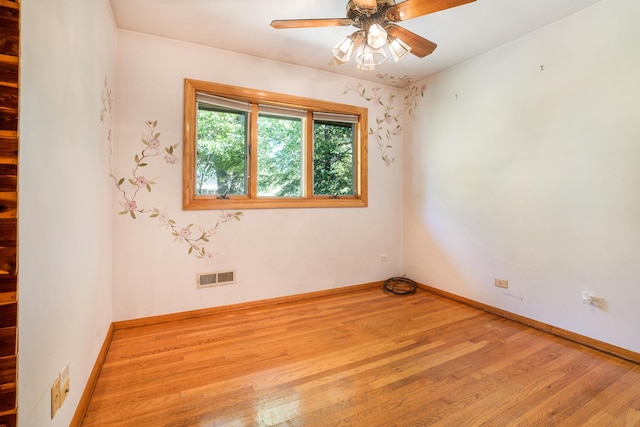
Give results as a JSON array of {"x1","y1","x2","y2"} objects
[{"x1": 494, "y1": 278, "x2": 509, "y2": 289}]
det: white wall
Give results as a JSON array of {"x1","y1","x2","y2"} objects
[
  {"x1": 403, "y1": 0, "x2": 640, "y2": 352},
  {"x1": 112, "y1": 31, "x2": 405, "y2": 321},
  {"x1": 19, "y1": 0, "x2": 116, "y2": 425}
]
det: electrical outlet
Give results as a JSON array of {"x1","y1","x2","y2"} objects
[
  {"x1": 494, "y1": 278, "x2": 509, "y2": 289},
  {"x1": 59, "y1": 361, "x2": 70, "y2": 406},
  {"x1": 378, "y1": 253, "x2": 388, "y2": 262},
  {"x1": 51, "y1": 377, "x2": 61, "y2": 419},
  {"x1": 583, "y1": 291, "x2": 605, "y2": 308}
]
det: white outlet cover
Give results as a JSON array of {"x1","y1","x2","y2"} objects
[{"x1": 60, "y1": 361, "x2": 70, "y2": 385}]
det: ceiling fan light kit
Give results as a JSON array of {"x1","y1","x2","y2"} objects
[
  {"x1": 356, "y1": 44, "x2": 388, "y2": 70},
  {"x1": 271, "y1": 0, "x2": 476, "y2": 71}
]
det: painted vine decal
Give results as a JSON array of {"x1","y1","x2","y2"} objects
[
  {"x1": 113, "y1": 120, "x2": 178, "y2": 218},
  {"x1": 345, "y1": 76, "x2": 425, "y2": 166},
  {"x1": 150, "y1": 208, "x2": 243, "y2": 259},
  {"x1": 101, "y1": 77, "x2": 114, "y2": 173},
  {"x1": 110, "y1": 119, "x2": 242, "y2": 259}
]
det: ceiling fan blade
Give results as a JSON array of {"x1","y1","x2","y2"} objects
[
  {"x1": 352, "y1": 0, "x2": 378, "y2": 12},
  {"x1": 386, "y1": 0, "x2": 476, "y2": 22},
  {"x1": 271, "y1": 18, "x2": 354, "y2": 29},
  {"x1": 386, "y1": 24, "x2": 437, "y2": 58}
]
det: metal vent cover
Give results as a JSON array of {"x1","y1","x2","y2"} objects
[{"x1": 197, "y1": 270, "x2": 236, "y2": 288}]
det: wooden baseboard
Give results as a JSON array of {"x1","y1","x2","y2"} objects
[
  {"x1": 70, "y1": 324, "x2": 115, "y2": 427},
  {"x1": 113, "y1": 281, "x2": 383, "y2": 330},
  {"x1": 417, "y1": 283, "x2": 640, "y2": 365}
]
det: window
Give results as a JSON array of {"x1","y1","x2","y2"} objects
[{"x1": 183, "y1": 79, "x2": 368, "y2": 209}]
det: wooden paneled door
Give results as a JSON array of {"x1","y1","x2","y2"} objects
[{"x1": 0, "y1": 0, "x2": 19, "y2": 426}]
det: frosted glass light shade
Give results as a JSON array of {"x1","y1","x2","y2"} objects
[
  {"x1": 331, "y1": 32, "x2": 364, "y2": 65},
  {"x1": 332, "y1": 36, "x2": 355, "y2": 63},
  {"x1": 388, "y1": 37, "x2": 412, "y2": 62},
  {"x1": 355, "y1": 44, "x2": 387, "y2": 70},
  {"x1": 367, "y1": 23, "x2": 388, "y2": 50}
]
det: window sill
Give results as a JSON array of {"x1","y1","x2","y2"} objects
[{"x1": 183, "y1": 196, "x2": 368, "y2": 210}]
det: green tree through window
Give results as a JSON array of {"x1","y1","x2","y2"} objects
[
  {"x1": 183, "y1": 79, "x2": 367, "y2": 209},
  {"x1": 257, "y1": 114, "x2": 303, "y2": 197},
  {"x1": 313, "y1": 121, "x2": 354, "y2": 196},
  {"x1": 196, "y1": 107, "x2": 247, "y2": 196}
]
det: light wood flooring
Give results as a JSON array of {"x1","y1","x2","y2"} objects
[{"x1": 81, "y1": 287, "x2": 640, "y2": 426}]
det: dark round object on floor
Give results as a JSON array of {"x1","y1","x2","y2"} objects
[{"x1": 383, "y1": 276, "x2": 417, "y2": 295}]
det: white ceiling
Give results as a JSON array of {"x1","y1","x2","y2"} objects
[{"x1": 110, "y1": 0, "x2": 603, "y2": 87}]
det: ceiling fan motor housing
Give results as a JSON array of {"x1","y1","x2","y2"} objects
[{"x1": 347, "y1": 0, "x2": 396, "y2": 27}]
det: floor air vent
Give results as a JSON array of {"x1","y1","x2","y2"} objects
[{"x1": 197, "y1": 270, "x2": 236, "y2": 288}]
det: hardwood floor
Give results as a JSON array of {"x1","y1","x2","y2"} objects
[{"x1": 81, "y1": 287, "x2": 640, "y2": 426}]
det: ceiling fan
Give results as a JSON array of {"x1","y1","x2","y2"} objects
[{"x1": 271, "y1": 0, "x2": 476, "y2": 71}]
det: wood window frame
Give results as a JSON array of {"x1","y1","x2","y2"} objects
[{"x1": 183, "y1": 79, "x2": 368, "y2": 210}]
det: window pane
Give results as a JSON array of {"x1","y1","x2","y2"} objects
[
  {"x1": 196, "y1": 106, "x2": 248, "y2": 196},
  {"x1": 257, "y1": 114, "x2": 303, "y2": 197},
  {"x1": 313, "y1": 121, "x2": 355, "y2": 196}
]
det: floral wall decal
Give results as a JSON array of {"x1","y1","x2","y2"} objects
[
  {"x1": 113, "y1": 120, "x2": 178, "y2": 218},
  {"x1": 100, "y1": 77, "x2": 113, "y2": 123},
  {"x1": 101, "y1": 77, "x2": 114, "y2": 173},
  {"x1": 374, "y1": 74, "x2": 426, "y2": 117},
  {"x1": 375, "y1": 73, "x2": 413, "y2": 87},
  {"x1": 346, "y1": 84, "x2": 400, "y2": 166},
  {"x1": 152, "y1": 208, "x2": 243, "y2": 259},
  {"x1": 345, "y1": 76, "x2": 426, "y2": 167},
  {"x1": 110, "y1": 118, "x2": 242, "y2": 259}
]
